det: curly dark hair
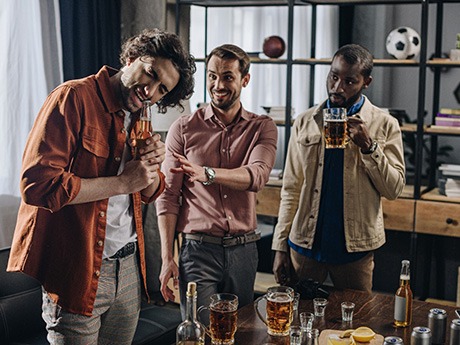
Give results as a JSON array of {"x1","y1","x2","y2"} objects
[{"x1": 120, "y1": 28, "x2": 196, "y2": 113}]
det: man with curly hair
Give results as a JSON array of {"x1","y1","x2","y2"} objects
[{"x1": 7, "y1": 28, "x2": 195, "y2": 344}]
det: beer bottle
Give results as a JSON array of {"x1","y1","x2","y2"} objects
[
  {"x1": 394, "y1": 259, "x2": 413, "y2": 327},
  {"x1": 133, "y1": 100, "x2": 153, "y2": 160},
  {"x1": 176, "y1": 282, "x2": 205, "y2": 345}
]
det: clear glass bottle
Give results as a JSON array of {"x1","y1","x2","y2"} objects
[
  {"x1": 176, "y1": 282, "x2": 205, "y2": 345},
  {"x1": 134, "y1": 100, "x2": 153, "y2": 160},
  {"x1": 394, "y1": 259, "x2": 413, "y2": 327}
]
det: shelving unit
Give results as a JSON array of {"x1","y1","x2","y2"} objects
[{"x1": 176, "y1": 0, "x2": 460, "y2": 300}]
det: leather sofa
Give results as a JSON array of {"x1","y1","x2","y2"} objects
[{"x1": 0, "y1": 247, "x2": 181, "y2": 345}]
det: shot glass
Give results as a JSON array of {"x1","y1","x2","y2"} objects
[
  {"x1": 292, "y1": 292, "x2": 300, "y2": 311},
  {"x1": 290, "y1": 325, "x2": 302, "y2": 345},
  {"x1": 313, "y1": 298, "x2": 328, "y2": 317},
  {"x1": 341, "y1": 301, "x2": 355, "y2": 322},
  {"x1": 300, "y1": 311, "x2": 315, "y2": 331}
]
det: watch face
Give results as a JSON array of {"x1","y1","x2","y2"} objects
[{"x1": 207, "y1": 167, "x2": 216, "y2": 178}]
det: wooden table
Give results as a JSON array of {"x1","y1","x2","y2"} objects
[{"x1": 230, "y1": 289, "x2": 459, "y2": 345}]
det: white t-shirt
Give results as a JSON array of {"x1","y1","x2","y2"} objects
[{"x1": 103, "y1": 111, "x2": 137, "y2": 259}]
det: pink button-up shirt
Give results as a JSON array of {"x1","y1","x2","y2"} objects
[{"x1": 156, "y1": 105, "x2": 277, "y2": 237}]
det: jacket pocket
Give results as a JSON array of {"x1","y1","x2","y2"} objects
[
  {"x1": 297, "y1": 133, "x2": 322, "y2": 162},
  {"x1": 81, "y1": 126, "x2": 109, "y2": 158}
]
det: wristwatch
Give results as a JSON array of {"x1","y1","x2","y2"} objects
[
  {"x1": 362, "y1": 140, "x2": 378, "y2": 154},
  {"x1": 202, "y1": 166, "x2": 216, "y2": 186}
]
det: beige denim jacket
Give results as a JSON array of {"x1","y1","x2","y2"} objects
[{"x1": 272, "y1": 97, "x2": 405, "y2": 253}]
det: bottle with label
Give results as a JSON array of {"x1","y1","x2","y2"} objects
[
  {"x1": 176, "y1": 282, "x2": 205, "y2": 345},
  {"x1": 394, "y1": 259, "x2": 413, "y2": 327},
  {"x1": 134, "y1": 100, "x2": 153, "y2": 160}
]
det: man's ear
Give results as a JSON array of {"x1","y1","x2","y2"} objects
[
  {"x1": 363, "y1": 75, "x2": 373, "y2": 89},
  {"x1": 242, "y1": 73, "x2": 251, "y2": 87}
]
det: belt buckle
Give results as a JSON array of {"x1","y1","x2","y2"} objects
[{"x1": 222, "y1": 236, "x2": 234, "y2": 248}]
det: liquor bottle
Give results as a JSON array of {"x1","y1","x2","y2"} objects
[
  {"x1": 176, "y1": 282, "x2": 205, "y2": 345},
  {"x1": 134, "y1": 100, "x2": 153, "y2": 160},
  {"x1": 394, "y1": 259, "x2": 413, "y2": 327}
]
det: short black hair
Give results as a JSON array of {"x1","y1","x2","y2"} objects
[{"x1": 333, "y1": 44, "x2": 373, "y2": 79}]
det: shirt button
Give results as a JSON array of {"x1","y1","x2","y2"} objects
[
  {"x1": 99, "y1": 211, "x2": 105, "y2": 217},
  {"x1": 222, "y1": 149, "x2": 226, "y2": 152},
  {"x1": 314, "y1": 189, "x2": 319, "y2": 193},
  {"x1": 309, "y1": 215, "x2": 314, "y2": 219},
  {"x1": 223, "y1": 195, "x2": 228, "y2": 198},
  {"x1": 115, "y1": 157, "x2": 121, "y2": 162},
  {"x1": 97, "y1": 240, "x2": 103, "y2": 247},
  {"x1": 228, "y1": 216, "x2": 232, "y2": 220},
  {"x1": 95, "y1": 270, "x2": 100, "y2": 277},
  {"x1": 121, "y1": 128, "x2": 126, "y2": 134}
]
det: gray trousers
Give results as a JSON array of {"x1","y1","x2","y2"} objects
[
  {"x1": 42, "y1": 252, "x2": 141, "y2": 345},
  {"x1": 178, "y1": 239, "x2": 258, "y2": 318}
]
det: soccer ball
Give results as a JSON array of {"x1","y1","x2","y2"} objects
[{"x1": 385, "y1": 27, "x2": 421, "y2": 60}]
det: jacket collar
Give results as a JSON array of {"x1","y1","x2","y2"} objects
[{"x1": 94, "y1": 66, "x2": 124, "y2": 114}]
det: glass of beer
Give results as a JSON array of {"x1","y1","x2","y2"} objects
[
  {"x1": 323, "y1": 107, "x2": 349, "y2": 149},
  {"x1": 254, "y1": 286, "x2": 294, "y2": 336},
  {"x1": 198, "y1": 293, "x2": 238, "y2": 345}
]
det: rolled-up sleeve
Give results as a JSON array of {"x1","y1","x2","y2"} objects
[
  {"x1": 21, "y1": 86, "x2": 84, "y2": 212},
  {"x1": 245, "y1": 118, "x2": 278, "y2": 192}
]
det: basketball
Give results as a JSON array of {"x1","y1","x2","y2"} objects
[{"x1": 263, "y1": 36, "x2": 286, "y2": 58}]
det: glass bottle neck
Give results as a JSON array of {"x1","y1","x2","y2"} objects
[{"x1": 185, "y1": 294, "x2": 197, "y2": 321}]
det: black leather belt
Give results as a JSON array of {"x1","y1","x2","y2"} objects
[
  {"x1": 110, "y1": 242, "x2": 136, "y2": 259},
  {"x1": 183, "y1": 232, "x2": 261, "y2": 248}
]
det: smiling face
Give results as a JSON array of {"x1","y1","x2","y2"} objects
[
  {"x1": 326, "y1": 55, "x2": 372, "y2": 109},
  {"x1": 119, "y1": 56, "x2": 180, "y2": 112},
  {"x1": 206, "y1": 56, "x2": 250, "y2": 114}
]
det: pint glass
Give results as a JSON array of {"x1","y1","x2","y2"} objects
[
  {"x1": 254, "y1": 286, "x2": 294, "y2": 336},
  {"x1": 323, "y1": 108, "x2": 349, "y2": 149},
  {"x1": 198, "y1": 293, "x2": 238, "y2": 345}
]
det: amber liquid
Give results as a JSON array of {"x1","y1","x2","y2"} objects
[
  {"x1": 210, "y1": 302, "x2": 238, "y2": 344},
  {"x1": 324, "y1": 120, "x2": 348, "y2": 149},
  {"x1": 266, "y1": 293, "x2": 293, "y2": 336},
  {"x1": 394, "y1": 276, "x2": 413, "y2": 327},
  {"x1": 134, "y1": 118, "x2": 153, "y2": 160}
]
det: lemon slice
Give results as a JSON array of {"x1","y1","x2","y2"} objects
[
  {"x1": 351, "y1": 327, "x2": 375, "y2": 342},
  {"x1": 340, "y1": 329, "x2": 356, "y2": 338}
]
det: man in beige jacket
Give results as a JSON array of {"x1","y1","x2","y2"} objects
[{"x1": 272, "y1": 44, "x2": 405, "y2": 292}]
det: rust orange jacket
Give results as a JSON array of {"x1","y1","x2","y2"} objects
[{"x1": 7, "y1": 66, "x2": 165, "y2": 316}]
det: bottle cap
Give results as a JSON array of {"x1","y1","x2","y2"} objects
[{"x1": 187, "y1": 282, "x2": 197, "y2": 297}]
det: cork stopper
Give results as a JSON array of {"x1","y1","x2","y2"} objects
[{"x1": 186, "y1": 282, "x2": 197, "y2": 297}]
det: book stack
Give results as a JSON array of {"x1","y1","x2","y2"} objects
[
  {"x1": 435, "y1": 108, "x2": 460, "y2": 127},
  {"x1": 438, "y1": 164, "x2": 460, "y2": 197}
]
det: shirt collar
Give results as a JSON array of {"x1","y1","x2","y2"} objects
[
  {"x1": 204, "y1": 103, "x2": 249, "y2": 123},
  {"x1": 326, "y1": 95, "x2": 365, "y2": 116},
  {"x1": 95, "y1": 66, "x2": 124, "y2": 114}
]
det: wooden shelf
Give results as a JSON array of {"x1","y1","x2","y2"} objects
[
  {"x1": 421, "y1": 188, "x2": 460, "y2": 204},
  {"x1": 400, "y1": 123, "x2": 460, "y2": 135}
]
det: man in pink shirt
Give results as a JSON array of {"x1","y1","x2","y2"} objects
[{"x1": 156, "y1": 44, "x2": 278, "y2": 313}]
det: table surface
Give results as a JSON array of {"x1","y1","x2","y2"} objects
[{"x1": 228, "y1": 289, "x2": 459, "y2": 345}]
